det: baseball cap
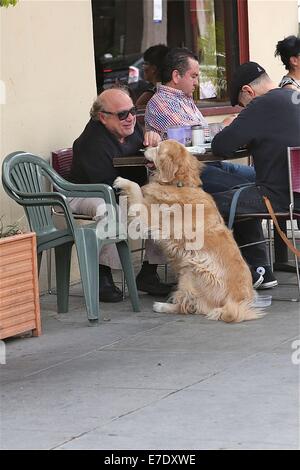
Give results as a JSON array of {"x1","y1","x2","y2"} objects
[{"x1": 230, "y1": 61, "x2": 266, "y2": 106}]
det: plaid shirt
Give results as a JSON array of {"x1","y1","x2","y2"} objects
[{"x1": 145, "y1": 84, "x2": 207, "y2": 137}]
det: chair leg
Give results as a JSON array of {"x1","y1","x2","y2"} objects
[
  {"x1": 267, "y1": 220, "x2": 274, "y2": 271},
  {"x1": 121, "y1": 270, "x2": 126, "y2": 300},
  {"x1": 116, "y1": 240, "x2": 140, "y2": 312},
  {"x1": 140, "y1": 238, "x2": 145, "y2": 264},
  {"x1": 37, "y1": 252, "x2": 43, "y2": 274},
  {"x1": 46, "y1": 249, "x2": 53, "y2": 294},
  {"x1": 293, "y1": 252, "x2": 300, "y2": 301},
  {"x1": 75, "y1": 229, "x2": 100, "y2": 321},
  {"x1": 290, "y1": 217, "x2": 300, "y2": 301},
  {"x1": 54, "y1": 242, "x2": 73, "y2": 313}
]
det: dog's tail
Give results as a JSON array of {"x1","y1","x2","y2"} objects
[{"x1": 207, "y1": 299, "x2": 263, "y2": 323}]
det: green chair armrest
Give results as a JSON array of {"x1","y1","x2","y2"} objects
[
  {"x1": 44, "y1": 170, "x2": 117, "y2": 206},
  {"x1": 10, "y1": 192, "x2": 76, "y2": 231}
]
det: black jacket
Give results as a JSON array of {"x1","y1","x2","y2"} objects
[
  {"x1": 70, "y1": 119, "x2": 146, "y2": 187},
  {"x1": 212, "y1": 88, "x2": 300, "y2": 210}
]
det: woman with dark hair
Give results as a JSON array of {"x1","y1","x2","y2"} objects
[
  {"x1": 134, "y1": 44, "x2": 169, "y2": 108},
  {"x1": 275, "y1": 35, "x2": 300, "y2": 90}
]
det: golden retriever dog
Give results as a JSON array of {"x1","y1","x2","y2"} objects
[{"x1": 114, "y1": 140, "x2": 260, "y2": 323}]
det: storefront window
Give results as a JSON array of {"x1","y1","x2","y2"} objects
[
  {"x1": 175, "y1": 0, "x2": 240, "y2": 103},
  {"x1": 92, "y1": 0, "x2": 246, "y2": 111}
]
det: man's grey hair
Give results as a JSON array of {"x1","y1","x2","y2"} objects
[
  {"x1": 90, "y1": 85, "x2": 131, "y2": 120},
  {"x1": 90, "y1": 95, "x2": 104, "y2": 120}
]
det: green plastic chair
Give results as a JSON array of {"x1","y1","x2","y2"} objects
[{"x1": 2, "y1": 152, "x2": 140, "y2": 323}]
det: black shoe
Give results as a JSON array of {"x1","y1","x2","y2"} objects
[
  {"x1": 255, "y1": 266, "x2": 278, "y2": 289},
  {"x1": 136, "y1": 271, "x2": 173, "y2": 296},
  {"x1": 99, "y1": 265, "x2": 123, "y2": 302},
  {"x1": 250, "y1": 267, "x2": 264, "y2": 289}
]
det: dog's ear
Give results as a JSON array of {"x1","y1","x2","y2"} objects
[{"x1": 159, "y1": 154, "x2": 179, "y2": 183}]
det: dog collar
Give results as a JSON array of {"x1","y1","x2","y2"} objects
[{"x1": 161, "y1": 181, "x2": 201, "y2": 188}]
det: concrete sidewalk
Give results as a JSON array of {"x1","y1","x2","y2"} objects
[{"x1": 1, "y1": 271, "x2": 299, "y2": 450}]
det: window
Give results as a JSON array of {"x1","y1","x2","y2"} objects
[
  {"x1": 92, "y1": 0, "x2": 249, "y2": 114},
  {"x1": 167, "y1": 0, "x2": 242, "y2": 105}
]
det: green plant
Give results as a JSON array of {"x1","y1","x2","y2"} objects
[
  {"x1": 0, "y1": 216, "x2": 23, "y2": 238},
  {"x1": 0, "y1": 0, "x2": 18, "y2": 7},
  {"x1": 197, "y1": 7, "x2": 227, "y2": 100}
]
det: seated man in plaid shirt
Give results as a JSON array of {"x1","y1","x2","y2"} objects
[
  {"x1": 145, "y1": 48, "x2": 269, "y2": 288},
  {"x1": 145, "y1": 47, "x2": 255, "y2": 193}
]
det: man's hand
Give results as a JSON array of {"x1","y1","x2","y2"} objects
[
  {"x1": 143, "y1": 131, "x2": 161, "y2": 147},
  {"x1": 222, "y1": 115, "x2": 238, "y2": 127}
]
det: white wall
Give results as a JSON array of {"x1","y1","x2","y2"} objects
[
  {"x1": 0, "y1": 0, "x2": 96, "y2": 220},
  {"x1": 0, "y1": 0, "x2": 96, "y2": 289},
  {"x1": 248, "y1": 0, "x2": 299, "y2": 83}
]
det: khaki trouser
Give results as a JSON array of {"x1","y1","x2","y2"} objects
[{"x1": 68, "y1": 197, "x2": 166, "y2": 269}]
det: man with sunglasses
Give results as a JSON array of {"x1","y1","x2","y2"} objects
[{"x1": 70, "y1": 88, "x2": 172, "y2": 302}]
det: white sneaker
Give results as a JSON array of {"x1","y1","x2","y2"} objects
[
  {"x1": 251, "y1": 267, "x2": 264, "y2": 289},
  {"x1": 255, "y1": 266, "x2": 278, "y2": 289}
]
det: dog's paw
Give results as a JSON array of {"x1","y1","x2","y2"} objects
[
  {"x1": 113, "y1": 177, "x2": 129, "y2": 191},
  {"x1": 153, "y1": 301, "x2": 180, "y2": 314},
  {"x1": 153, "y1": 301, "x2": 166, "y2": 313}
]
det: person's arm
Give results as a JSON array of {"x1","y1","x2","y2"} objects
[
  {"x1": 133, "y1": 121, "x2": 161, "y2": 148},
  {"x1": 221, "y1": 114, "x2": 238, "y2": 127},
  {"x1": 211, "y1": 102, "x2": 260, "y2": 157},
  {"x1": 145, "y1": 97, "x2": 168, "y2": 134},
  {"x1": 144, "y1": 96, "x2": 185, "y2": 135},
  {"x1": 143, "y1": 131, "x2": 161, "y2": 147}
]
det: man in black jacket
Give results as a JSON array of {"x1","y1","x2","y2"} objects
[
  {"x1": 70, "y1": 88, "x2": 171, "y2": 302},
  {"x1": 211, "y1": 61, "x2": 300, "y2": 288}
]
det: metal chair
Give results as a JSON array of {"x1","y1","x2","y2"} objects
[
  {"x1": 2, "y1": 151, "x2": 140, "y2": 323},
  {"x1": 228, "y1": 147, "x2": 300, "y2": 301},
  {"x1": 287, "y1": 146, "x2": 300, "y2": 298}
]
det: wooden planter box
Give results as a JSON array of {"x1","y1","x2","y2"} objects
[{"x1": 0, "y1": 232, "x2": 41, "y2": 339}]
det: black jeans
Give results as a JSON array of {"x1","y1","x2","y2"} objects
[{"x1": 212, "y1": 185, "x2": 269, "y2": 267}]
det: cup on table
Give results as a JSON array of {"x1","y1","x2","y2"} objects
[
  {"x1": 167, "y1": 126, "x2": 186, "y2": 145},
  {"x1": 191, "y1": 125, "x2": 204, "y2": 146},
  {"x1": 208, "y1": 122, "x2": 222, "y2": 140},
  {"x1": 183, "y1": 126, "x2": 192, "y2": 146}
]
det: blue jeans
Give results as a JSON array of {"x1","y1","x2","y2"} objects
[
  {"x1": 201, "y1": 161, "x2": 255, "y2": 193},
  {"x1": 218, "y1": 161, "x2": 255, "y2": 181}
]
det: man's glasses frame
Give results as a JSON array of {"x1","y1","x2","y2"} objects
[{"x1": 101, "y1": 106, "x2": 137, "y2": 121}]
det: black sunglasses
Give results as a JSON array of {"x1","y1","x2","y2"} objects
[{"x1": 102, "y1": 106, "x2": 137, "y2": 121}]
